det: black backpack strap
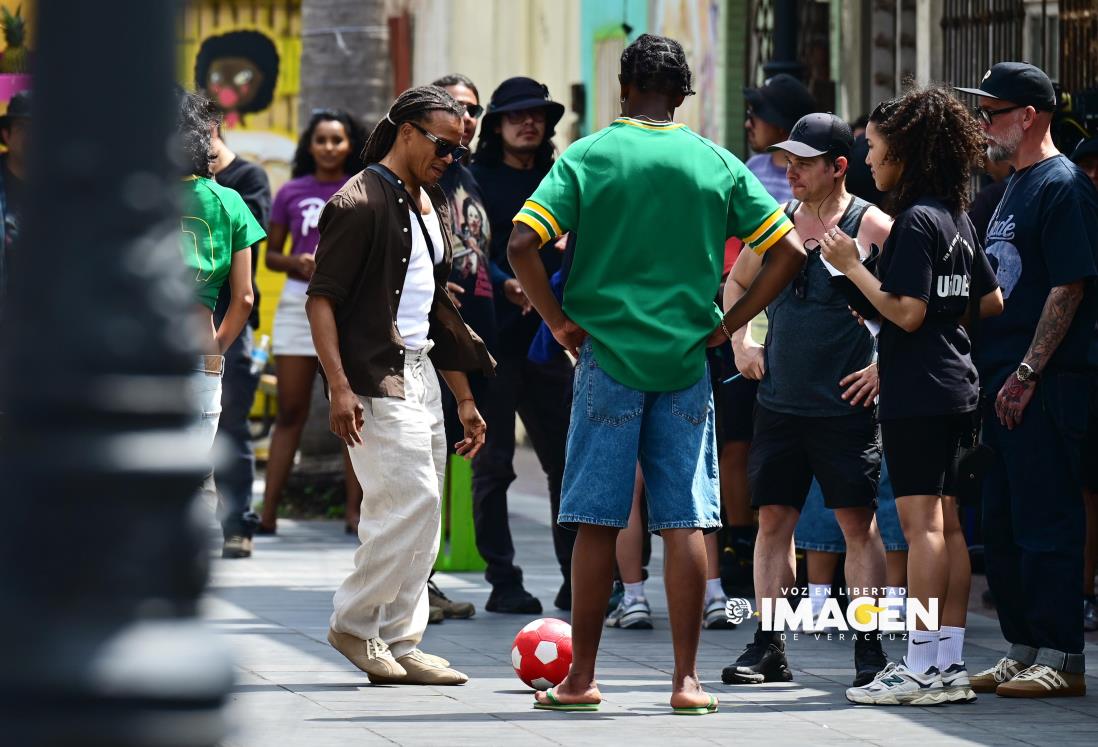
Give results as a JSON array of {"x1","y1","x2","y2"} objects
[
  {"x1": 367, "y1": 163, "x2": 437, "y2": 263},
  {"x1": 783, "y1": 199, "x2": 800, "y2": 221}
]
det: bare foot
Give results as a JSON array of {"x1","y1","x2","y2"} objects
[
  {"x1": 534, "y1": 674, "x2": 602, "y2": 706},
  {"x1": 669, "y1": 673, "x2": 714, "y2": 710}
]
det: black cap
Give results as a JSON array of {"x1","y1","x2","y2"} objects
[
  {"x1": 484, "y1": 77, "x2": 565, "y2": 131},
  {"x1": 1070, "y1": 137, "x2": 1098, "y2": 163},
  {"x1": 744, "y1": 74, "x2": 817, "y2": 132},
  {"x1": 0, "y1": 89, "x2": 30, "y2": 129},
  {"x1": 954, "y1": 62, "x2": 1056, "y2": 111},
  {"x1": 768, "y1": 113, "x2": 854, "y2": 159}
]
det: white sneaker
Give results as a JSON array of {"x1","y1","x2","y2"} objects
[
  {"x1": 605, "y1": 597, "x2": 653, "y2": 629},
  {"x1": 703, "y1": 596, "x2": 736, "y2": 629},
  {"x1": 940, "y1": 662, "x2": 977, "y2": 703},
  {"x1": 845, "y1": 660, "x2": 948, "y2": 706}
]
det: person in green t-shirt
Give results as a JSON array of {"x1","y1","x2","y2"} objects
[{"x1": 508, "y1": 34, "x2": 806, "y2": 714}]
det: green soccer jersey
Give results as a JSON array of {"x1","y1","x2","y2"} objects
[
  {"x1": 179, "y1": 176, "x2": 267, "y2": 311},
  {"x1": 514, "y1": 117, "x2": 791, "y2": 392}
]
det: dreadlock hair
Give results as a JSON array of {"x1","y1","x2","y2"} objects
[
  {"x1": 619, "y1": 33, "x2": 696, "y2": 98},
  {"x1": 868, "y1": 85, "x2": 984, "y2": 215},
  {"x1": 291, "y1": 108, "x2": 366, "y2": 178},
  {"x1": 176, "y1": 87, "x2": 215, "y2": 178},
  {"x1": 432, "y1": 73, "x2": 480, "y2": 103},
  {"x1": 361, "y1": 86, "x2": 464, "y2": 166}
]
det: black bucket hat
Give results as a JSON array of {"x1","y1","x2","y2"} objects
[
  {"x1": 744, "y1": 74, "x2": 817, "y2": 132},
  {"x1": 0, "y1": 89, "x2": 30, "y2": 130},
  {"x1": 483, "y1": 77, "x2": 565, "y2": 133}
]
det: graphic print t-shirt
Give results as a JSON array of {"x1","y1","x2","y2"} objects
[
  {"x1": 439, "y1": 162, "x2": 497, "y2": 353},
  {"x1": 976, "y1": 155, "x2": 1098, "y2": 392},
  {"x1": 876, "y1": 197, "x2": 998, "y2": 420},
  {"x1": 270, "y1": 174, "x2": 349, "y2": 256}
]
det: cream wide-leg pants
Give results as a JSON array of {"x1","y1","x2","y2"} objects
[{"x1": 330, "y1": 344, "x2": 446, "y2": 658}]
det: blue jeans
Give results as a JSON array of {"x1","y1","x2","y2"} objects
[
  {"x1": 213, "y1": 326, "x2": 260, "y2": 539},
  {"x1": 558, "y1": 340, "x2": 720, "y2": 534},
  {"x1": 795, "y1": 461, "x2": 908, "y2": 552}
]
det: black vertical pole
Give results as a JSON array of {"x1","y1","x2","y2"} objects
[
  {"x1": 765, "y1": 0, "x2": 804, "y2": 79},
  {"x1": 0, "y1": 2, "x2": 232, "y2": 745}
]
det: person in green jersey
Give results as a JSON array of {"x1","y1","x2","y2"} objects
[
  {"x1": 177, "y1": 89, "x2": 264, "y2": 454},
  {"x1": 508, "y1": 34, "x2": 806, "y2": 713}
]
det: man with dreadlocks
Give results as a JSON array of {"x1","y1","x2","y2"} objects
[
  {"x1": 508, "y1": 33, "x2": 806, "y2": 713},
  {"x1": 305, "y1": 85, "x2": 495, "y2": 686}
]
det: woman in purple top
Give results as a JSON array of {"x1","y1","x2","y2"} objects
[{"x1": 260, "y1": 109, "x2": 365, "y2": 534}]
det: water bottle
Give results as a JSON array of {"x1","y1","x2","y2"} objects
[{"x1": 250, "y1": 334, "x2": 271, "y2": 376}]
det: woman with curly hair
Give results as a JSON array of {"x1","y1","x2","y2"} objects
[
  {"x1": 822, "y1": 85, "x2": 1004, "y2": 706},
  {"x1": 259, "y1": 109, "x2": 365, "y2": 535}
]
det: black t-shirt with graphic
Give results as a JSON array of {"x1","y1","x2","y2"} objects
[
  {"x1": 976, "y1": 155, "x2": 1098, "y2": 392},
  {"x1": 439, "y1": 162, "x2": 497, "y2": 354},
  {"x1": 876, "y1": 197, "x2": 998, "y2": 420}
]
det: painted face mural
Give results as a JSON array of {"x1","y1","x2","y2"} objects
[{"x1": 194, "y1": 30, "x2": 279, "y2": 127}]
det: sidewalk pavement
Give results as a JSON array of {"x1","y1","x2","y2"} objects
[{"x1": 206, "y1": 448, "x2": 1098, "y2": 746}]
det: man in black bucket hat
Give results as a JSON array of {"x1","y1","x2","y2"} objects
[{"x1": 468, "y1": 77, "x2": 576, "y2": 615}]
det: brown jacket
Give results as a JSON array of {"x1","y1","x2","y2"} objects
[{"x1": 307, "y1": 166, "x2": 495, "y2": 398}]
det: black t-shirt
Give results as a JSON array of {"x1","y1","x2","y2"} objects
[
  {"x1": 471, "y1": 161, "x2": 563, "y2": 357},
  {"x1": 876, "y1": 197, "x2": 998, "y2": 420},
  {"x1": 214, "y1": 156, "x2": 271, "y2": 328},
  {"x1": 967, "y1": 178, "x2": 1008, "y2": 245},
  {"x1": 976, "y1": 155, "x2": 1098, "y2": 392},
  {"x1": 439, "y1": 162, "x2": 497, "y2": 354}
]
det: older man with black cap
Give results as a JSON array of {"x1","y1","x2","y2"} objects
[
  {"x1": 955, "y1": 62, "x2": 1098, "y2": 698},
  {"x1": 469, "y1": 77, "x2": 576, "y2": 615},
  {"x1": 721, "y1": 112, "x2": 893, "y2": 689},
  {"x1": 743, "y1": 74, "x2": 818, "y2": 202}
]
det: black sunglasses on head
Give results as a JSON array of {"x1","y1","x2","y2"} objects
[{"x1": 408, "y1": 121, "x2": 469, "y2": 161}]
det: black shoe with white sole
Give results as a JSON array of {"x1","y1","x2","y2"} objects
[{"x1": 721, "y1": 627, "x2": 793, "y2": 684}]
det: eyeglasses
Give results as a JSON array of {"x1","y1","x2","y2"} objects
[
  {"x1": 463, "y1": 103, "x2": 484, "y2": 119},
  {"x1": 793, "y1": 239, "x2": 821, "y2": 299},
  {"x1": 974, "y1": 103, "x2": 1027, "y2": 126},
  {"x1": 408, "y1": 121, "x2": 469, "y2": 161},
  {"x1": 503, "y1": 108, "x2": 547, "y2": 125}
]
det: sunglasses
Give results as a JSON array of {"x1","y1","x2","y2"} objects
[
  {"x1": 974, "y1": 103, "x2": 1027, "y2": 126},
  {"x1": 408, "y1": 121, "x2": 469, "y2": 161},
  {"x1": 463, "y1": 103, "x2": 484, "y2": 119},
  {"x1": 503, "y1": 108, "x2": 547, "y2": 125},
  {"x1": 793, "y1": 239, "x2": 821, "y2": 299}
]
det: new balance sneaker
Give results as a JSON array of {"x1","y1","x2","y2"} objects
[
  {"x1": 606, "y1": 580, "x2": 624, "y2": 616},
  {"x1": 427, "y1": 579, "x2": 475, "y2": 619},
  {"x1": 703, "y1": 596, "x2": 736, "y2": 629},
  {"x1": 970, "y1": 657, "x2": 1025, "y2": 693},
  {"x1": 721, "y1": 627, "x2": 793, "y2": 684},
  {"x1": 853, "y1": 634, "x2": 889, "y2": 686},
  {"x1": 606, "y1": 597, "x2": 653, "y2": 629},
  {"x1": 996, "y1": 664, "x2": 1086, "y2": 698},
  {"x1": 845, "y1": 661, "x2": 947, "y2": 706},
  {"x1": 940, "y1": 662, "x2": 977, "y2": 703}
]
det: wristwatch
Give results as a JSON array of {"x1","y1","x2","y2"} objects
[{"x1": 1015, "y1": 362, "x2": 1039, "y2": 384}]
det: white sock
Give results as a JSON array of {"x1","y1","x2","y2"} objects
[
  {"x1": 623, "y1": 581, "x2": 645, "y2": 605},
  {"x1": 705, "y1": 578, "x2": 724, "y2": 603},
  {"x1": 886, "y1": 586, "x2": 906, "y2": 621},
  {"x1": 809, "y1": 583, "x2": 831, "y2": 618},
  {"x1": 906, "y1": 629, "x2": 940, "y2": 674},
  {"x1": 937, "y1": 626, "x2": 965, "y2": 670}
]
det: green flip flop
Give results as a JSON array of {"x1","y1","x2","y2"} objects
[
  {"x1": 533, "y1": 688, "x2": 601, "y2": 712},
  {"x1": 672, "y1": 694, "x2": 719, "y2": 715}
]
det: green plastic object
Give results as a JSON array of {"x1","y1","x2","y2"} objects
[{"x1": 434, "y1": 454, "x2": 486, "y2": 572}]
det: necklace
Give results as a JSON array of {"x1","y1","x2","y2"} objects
[{"x1": 628, "y1": 113, "x2": 674, "y2": 124}]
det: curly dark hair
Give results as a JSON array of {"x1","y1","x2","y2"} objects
[
  {"x1": 868, "y1": 85, "x2": 984, "y2": 215},
  {"x1": 194, "y1": 30, "x2": 280, "y2": 117},
  {"x1": 176, "y1": 87, "x2": 215, "y2": 178},
  {"x1": 362, "y1": 86, "x2": 465, "y2": 165},
  {"x1": 291, "y1": 109, "x2": 366, "y2": 178},
  {"x1": 619, "y1": 33, "x2": 696, "y2": 98}
]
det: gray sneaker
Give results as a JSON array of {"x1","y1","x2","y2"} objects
[
  {"x1": 940, "y1": 662, "x2": 977, "y2": 703},
  {"x1": 845, "y1": 660, "x2": 948, "y2": 706},
  {"x1": 606, "y1": 597, "x2": 653, "y2": 629},
  {"x1": 703, "y1": 596, "x2": 736, "y2": 629}
]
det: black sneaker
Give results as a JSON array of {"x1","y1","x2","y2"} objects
[
  {"x1": 853, "y1": 633, "x2": 889, "y2": 686},
  {"x1": 554, "y1": 580, "x2": 572, "y2": 611},
  {"x1": 720, "y1": 539, "x2": 755, "y2": 596},
  {"x1": 606, "y1": 580, "x2": 624, "y2": 616},
  {"x1": 485, "y1": 585, "x2": 542, "y2": 614},
  {"x1": 721, "y1": 627, "x2": 793, "y2": 684}
]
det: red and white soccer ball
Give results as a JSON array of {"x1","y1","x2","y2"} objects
[{"x1": 511, "y1": 617, "x2": 573, "y2": 689}]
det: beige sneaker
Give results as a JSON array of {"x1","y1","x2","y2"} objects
[
  {"x1": 327, "y1": 629, "x2": 406, "y2": 678},
  {"x1": 970, "y1": 657, "x2": 1025, "y2": 693},
  {"x1": 368, "y1": 650, "x2": 469, "y2": 686},
  {"x1": 412, "y1": 649, "x2": 450, "y2": 668},
  {"x1": 221, "y1": 535, "x2": 253, "y2": 559},
  {"x1": 428, "y1": 605, "x2": 444, "y2": 624},
  {"x1": 997, "y1": 665, "x2": 1086, "y2": 698},
  {"x1": 428, "y1": 580, "x2": 476, "y2": 619}
]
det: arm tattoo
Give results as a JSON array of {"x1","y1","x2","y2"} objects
[{"x1": 1024, "y1": 282, "x2": 1085, "y2": 373}]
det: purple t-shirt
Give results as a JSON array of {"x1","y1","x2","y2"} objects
[{"x1": 270, "y1": 174, "x2": 349, "y2": 255}]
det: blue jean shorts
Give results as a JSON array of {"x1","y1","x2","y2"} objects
[
  {"x1": 794, "y1": 460, "x2": 907, "y2": 552},
  {"x1": 558, "y1": 340, "x2": 721, "y2": 534}
]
